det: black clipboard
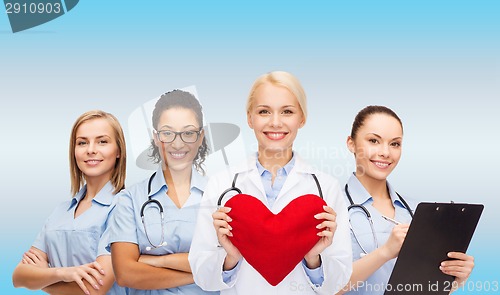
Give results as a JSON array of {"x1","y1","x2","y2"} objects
[{"x1": 384, "y1": 202, "x2": 483, "y2": 294}]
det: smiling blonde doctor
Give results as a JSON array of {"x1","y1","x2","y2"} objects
[{"x1": 189, "y1": 71, "x2": 352, "y2": 294}]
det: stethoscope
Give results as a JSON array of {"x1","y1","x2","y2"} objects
[
  {"x1": 345, "y1": 183, "x2": 413, "y2": 256},
  {"x1": 217, "y1": 172, "x2": 324, "y2": 208},
  {"x1": 140, "y1": 172, "x2": 168, "y2": 251}
]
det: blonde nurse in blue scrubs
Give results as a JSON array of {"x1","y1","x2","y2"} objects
[{"x1": 12, "y1": 110, "x2": 128, "y2": 295}]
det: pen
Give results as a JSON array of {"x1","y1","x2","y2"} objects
[{"x1": 381, "y1": 215, "x2": 401, "y2": 225}]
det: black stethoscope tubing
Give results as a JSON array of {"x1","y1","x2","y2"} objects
[
  {"x1": 345, "y1": 183, "x2": 413, "y2": 255},
  {"x1": 140, "y1": 172, "x2": 167, "y2": 250},
  {"x1": 345, "y1": 184, "x2": 414, "y2": 218},
  {"x1": 217, "y1": 172, "x2": 324, "y2": 208}
]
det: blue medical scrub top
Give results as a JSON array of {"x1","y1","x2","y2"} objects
[
  {"x1": 33, "y1": 181, "x2": 127, "y2": 295},
  {"x1": 108, "y1": 166, "x2": 218, "y2": 295},
  {"x1": 344, "y1": 174, "x2": 416, "y2": 295}
]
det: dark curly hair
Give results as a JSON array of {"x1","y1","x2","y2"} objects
[{"x1": 149, "y1": 90, "x2": 209, "y2": 175}]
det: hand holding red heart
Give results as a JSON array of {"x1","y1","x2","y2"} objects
[
  {"x1": 211, "y1": 194, "x2": 332, "y2": 285},
  {"x1": 304, "y1": 205, "x2": 338, "y2": 268},
  {"x1": 212, "y1": 206, "x2": 242, "y2": 270}
]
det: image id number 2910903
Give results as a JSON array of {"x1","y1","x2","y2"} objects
[{"x1": 5, "y1": 2, "x2": 62, "y2": 14}]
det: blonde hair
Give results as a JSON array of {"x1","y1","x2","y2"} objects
[
  {"x1": 69, "y1": 110, "x2": 127, "y2": 196},
  {"x1": 246, "y1": 71, "x2": 307, "y2": 122}
]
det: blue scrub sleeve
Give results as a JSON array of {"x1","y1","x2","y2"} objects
[
  {"x1": 222, "y1": 259, "x2": 242, "y2": 284},
  {"x1": 31, "y1": 205, "x2": 60, "y2": 253},
  {"x1": 32, "y1": 222, "x2": 49, "y2": 253},
  {"x1": 302, "y1": 259, "x2": 325, "y2": 286},
  {"x1": 97, "y1": 204, "x2": 116, "y2": 257},
  {"x1": 106, "y1": 190, "x2": 139, "y2": 252}
]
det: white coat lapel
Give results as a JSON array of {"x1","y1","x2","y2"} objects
[
  {"x1": 278, "y1": 168, "x2": 301, "y2": 199},
  {"x1": 277, "y1": 155, "x2": 316, "y2": 200},
  {"x1": 246, "y1": 170, "x2": 266, "y2": 200},
  {"x1": 233, "y1": 155, "x2": 266, "y2": 201}
]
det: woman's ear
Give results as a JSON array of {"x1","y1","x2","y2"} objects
[
  {"x1": 298, "y1": 115, "x2": 306, "y2": 129},
  {"x1": 347, "y1": 136, "x2": 356, "y2": 154},
  {"x1": 153, "y1": 131, "x2": 161, "y2": 147},
  {"x1": 247, "y1": 112, "x2": 253, "y2": 129}
]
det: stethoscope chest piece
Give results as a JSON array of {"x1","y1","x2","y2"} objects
[{"x1": 141, "y1": 172, "x2": 168, "y2": 251}]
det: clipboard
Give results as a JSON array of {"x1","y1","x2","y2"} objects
[{"x1": 384, "y1": 202, "x2": 483, "y2": 294}]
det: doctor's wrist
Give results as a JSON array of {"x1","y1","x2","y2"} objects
[
  {"x1": 223, "y1": 254, "x2": 241, "y2": 271},
  {"x1": 304, "y1": 254, "x2": 321, "y2": 269}
]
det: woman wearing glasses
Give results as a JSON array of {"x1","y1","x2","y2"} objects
[
  {"x1": 108, "y1": 90, "x2": 217, "y2": 294},
  {"x1": 189, "y1": 71, "x2": 352, "y2": 294},
  {"x1": 338, "y1": 105, "x2": 474, "y2": 294},
  {"x1": 12, "y1": 110, "x2": 127, "y2": 295}
]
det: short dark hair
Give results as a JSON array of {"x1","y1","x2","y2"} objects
[{"x1": 351, "y1": 105, "x2": 403, "y2": 139}]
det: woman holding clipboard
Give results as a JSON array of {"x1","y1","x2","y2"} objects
[
  {"x1": 337, "y1": 105, "x2": 474, "y2": 294},
  {"x1": 189, "y1": 71, "x2": 352, "y2": 294}
]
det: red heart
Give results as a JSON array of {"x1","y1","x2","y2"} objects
[{"x1": 225, "y1": 194, "x2": 326, "y2": 286}]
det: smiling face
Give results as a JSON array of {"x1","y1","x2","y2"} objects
[
  {"x1": 347, "y1": 113, "x2": 403, "y2": 183},
  {"x1": 74, "y1": 118, "x2": 120, "y2": 183},
  {"x1": 247, "y1": 82, "x2": 305, "y2": 160},
  {"x1": 154, "y1": 107, "x2": 204, "y2": 173}
]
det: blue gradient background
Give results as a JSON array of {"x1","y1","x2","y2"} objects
[{"x1": 1, "y1": 1, "x2": 499, "y2": 294}]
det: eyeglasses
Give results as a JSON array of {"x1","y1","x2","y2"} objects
[{"x1": 155, "y1": 128, "x2": 202, "y2": 143}]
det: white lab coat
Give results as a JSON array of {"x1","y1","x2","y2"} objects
[{"x1": 189, "y1": 153, "x2": 352, "y2": 294}]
